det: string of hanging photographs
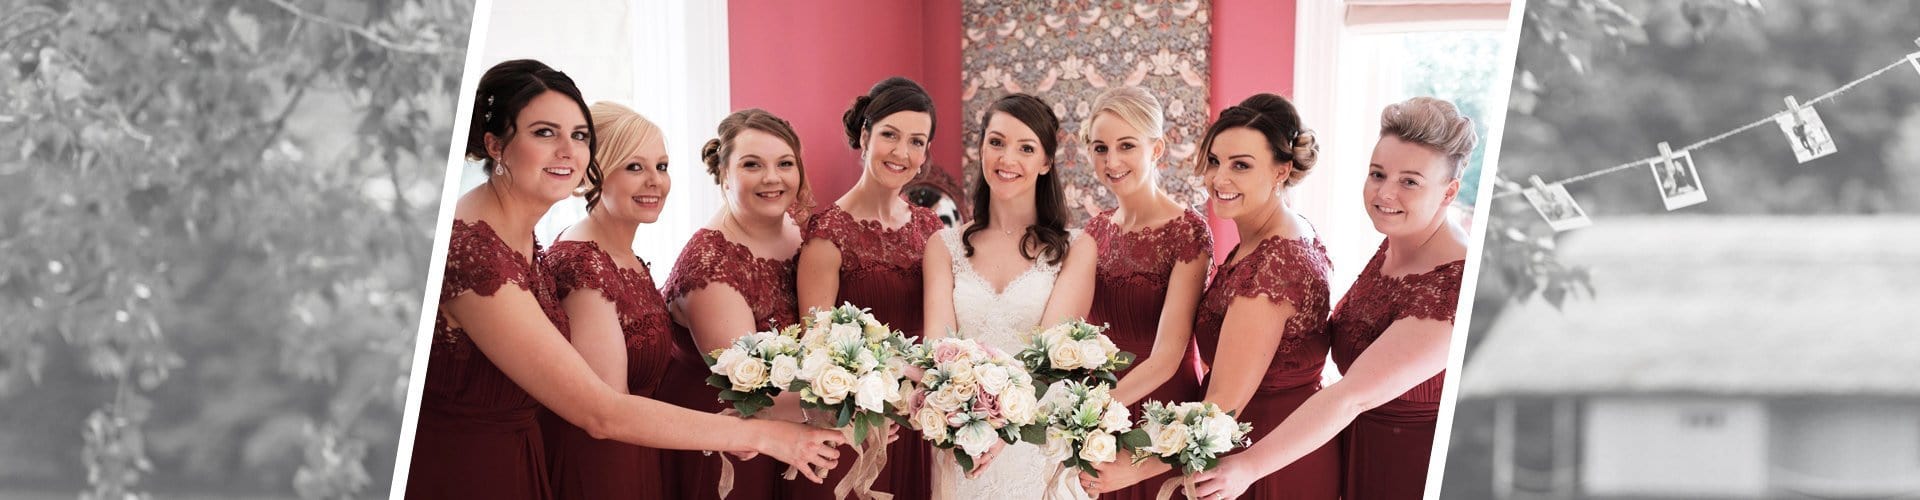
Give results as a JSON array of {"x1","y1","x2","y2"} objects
[{"x1": 1497, "y1": 39, "x2": 1920, "y2": 232}]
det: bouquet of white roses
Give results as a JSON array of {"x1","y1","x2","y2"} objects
[
  {"x1": 899, "y1": 337, "x2": 1041, "y2": 473},
  {"x1": 702, "y1": 326, "x2": 804, "y2": 417},
  {"x1": 1016, "y1": 319, "x2": 1134, "y2": 388},
  {"x1": 788, "y1": 303, "x2": 916, "y2": 444},
  {"x1": 1119, "y1": 401, "x2": 1252, "y2": 475},
  {"x1": 1023, "y1": 380, "x2": 1133, "y2": 476}
]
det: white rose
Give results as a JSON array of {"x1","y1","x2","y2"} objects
[
  {"x1": 975, "y1": 364, "x2": 1012, "y2": 396},
  {"x1": 803, "y1": 349, "x2": 835, "y2": 380},
  {"x1": 1203, "y1": 415, "x2": 1240, "y2": 454},
  {"x1": 927, "y1": 385, "x2": 967, "y2": 414},
  {"x1": 769, "y1": 355, "x2": 800, "y2": 389},
  {"x1": 1047, "y1": 340, "x2": 1085, "y2": 370},
  {"x1": 814, "y1": 366, "x2": 857, "y2": 404},
  {"x1": 712, "y1": 347, "x2": 748, "y2": 375},
  {"x1": 999, "y1": 386, "x2": 1039, "y2": 426},
  {"x1": 855, "y1": 372, "x2": 891, "y2": 413},
  {"x1": 855, "y1": 349, "x2": 880, "y2": 373},
  {"x1": 1040, "y1": 324, "x2": 1072, "y2": 348},
  {"x1": 1150, "y1": 422, "x2": 1191, "y2": 456},
  {"x1": 954, "y1": 421, "x2": 999, "y2": 458},
  {"x1": 914, "y1": 407, "x2": 949, "y2": 443},
  {"x1": 729, "y1": 358, "x2": 769, "y2": 392},
  {"x1": 830, "y1": 323, "x2": 863, "y2": 346},
  {"x1": 1101, "y1": 401, "x2": 1132, "y2": 432},
  {"x1": 1079, "y1": 432, "x2": 1118, "y2": 464},
  {"x1": 946, "y1": 361, "x2": 977, "y2": 386},
  {"x1": 813, "y1": 309, "x2": 833, "y2": 325},
  {"x1": 1042, "y1": 427, "x2": 1074, "y2": 462},
  {"x1": 1078, "y1": 340, "x2": 1108, "y2": 369},
  {"x1": 861, "y1": 314, "x2": 888, "y2": 340}
]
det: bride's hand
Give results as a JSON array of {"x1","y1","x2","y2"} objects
[{"x1": 965, "y1": 440, "x2": 1008, "y2": 479}]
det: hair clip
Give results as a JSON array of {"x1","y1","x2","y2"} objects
[{"x1": 483, "y1": 95, "x2": 494, "y2": 123}]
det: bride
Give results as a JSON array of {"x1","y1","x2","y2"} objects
[{"x1": 921, "y1": 93, "x2": 1097, "y2": 499}]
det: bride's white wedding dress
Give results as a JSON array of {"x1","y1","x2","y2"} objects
[{"x1": 930, "y1": 227, "x2": 1088, "y2": 500}]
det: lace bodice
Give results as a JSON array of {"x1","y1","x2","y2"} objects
[
  {"x1": 940, "y1": 227, "x2": 1065, "y2": 352},
  {"x1": 542, "y1": 240, "x2": 673, "y2": 396},
  {"x1": 1328, "y1": 240, "x2": 1463, "y2": 404},
  {"x1": 1193, "y1": 234, "x2": 1333, "y2": 392},
  {"x1": 932, "y1": 227, "x2": 1086, "y2": 500},
  {"x1": 1084, "y1": 208, "x2": 1213, "y2": 291},
  {"x1": 661, "y1": 228, "x2": 799, "y2": 332}
]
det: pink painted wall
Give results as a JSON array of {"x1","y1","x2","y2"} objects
[
  {"x1": 728, "y1": 0, "x2": 1294, "y2": 240},
  {"x1": 727, "y1": 0, "x2": 965, "y2": 203},
  {"x1": 1206, "y1": 0, "x2": 1297, "y2": 256}
]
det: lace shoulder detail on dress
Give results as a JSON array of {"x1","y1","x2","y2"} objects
[
  {"x1": 1228, "y1": 236, "x2": 1332, "y2": 310},
  {"x1": 543, "y1": 240, "x2": 620, "y2": 300},
  {"x1": 1392, "y1": 259, "x2": 1465, "y2": 324},
  {"x1": 441, "y1": 219, "x2": 536, "y2": 303},
  {"x1": 803, "y1": 204, "x2": 942, "y2": 277}
]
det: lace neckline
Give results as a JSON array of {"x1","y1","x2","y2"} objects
[
  {"x1": 697, "y1": 228, "x2": 796, "y2": 266},
  {"x1": 1371, "y1": 240, "x2": 1465, "y2": 281},
  {"x1": 551, "y1": 238, "x2": 651, "y2": 275},
  {"x1": 820, "y1": 202, "x2": 925, "y2": 233},
  {"x1": 453, "y1": 218, "x2": 536, "y2": 269}
]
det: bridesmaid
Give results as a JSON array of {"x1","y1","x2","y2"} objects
[
  {"x1": 654, "y1": 108, "x2": 819, "y2": 499},
  {"x1": 792, "y1": 77, "x2": 941, "y2": 499},
  {"x1": 1191, "y1": 97, "x2": 1471, "y2": 500},
  {"x1": 536, "y1": 101, "x2": 674, "y2": 499},
  {"x1": 409, "y1": 59, "x2": 844, "y2": 499},
  {"x1": 1074, "y1": 87, "x2": 1212, "y2": 499},
  {"x1": 1087, "y1": 93, "x2": 1339, "y2": 500}
]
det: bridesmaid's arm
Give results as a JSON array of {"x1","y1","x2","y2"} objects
[
  {"x1": 921, "y1": 232, "x2": 957, "y2": 341},
  {"x1": 795, "y1": 237, "x2": 842, "y2": 318},
  {"x1": 1088, "y1": 294, "x2": 1294, "y2": 493},
  {"x1": 1109, "y1": 257, "x2": 1206, "y2": 406},
  {"x1": 1202, "y1": 296, "x2": 1293, "y2": 415},
  {"x1": 559, "y1": 290, "x2": 628, "y2": 394},
  {"x1": 1229, "y1": 317, "x2": 1448, "y2": 476},
  {"x1": 679, "y1": 284, "x2": 810, "y2": 423},
  {"x1": 445, "y1": 290, "x2": 846, "y2": 480},
  {"x1": 1038, "y1": 236, "x2": 1098, "y2": 327}
]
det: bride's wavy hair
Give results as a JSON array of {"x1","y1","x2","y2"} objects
[{"x1": 963, "y1": 93, "x2": 1070, "y2": 266}]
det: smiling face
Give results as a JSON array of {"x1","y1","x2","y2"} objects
[
  {"x1": 979, "y1": 111, "x2": 1050, "y2": 201},
  {"x1": 488, "y1": 90, "x2": 589, "y2": 204},
  {"x1": 860, "y1": 111, "x2": 932, "y2": 191},
  {"x1": 598, "y1": 132, "x2": 671, "y2": 224},
  {"x1": 1085, "y1": 111, "x2": 1164, "y2": 199},
  {"x1": 1365, "y1": 135, "x2": 1459, "y2": 237},
  {"x1": 1202, "y1": 127, "x2": 1286, "y2": 221},
  {"x1": 721, "y1": 128, "x2": 801, "y2": 221}
]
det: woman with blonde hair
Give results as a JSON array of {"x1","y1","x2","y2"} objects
[
  {"x1": 1086, "y1": 93, "x2": 1339, "y2": 499},
  {"x1": 1189, "y1": 97, "x2": 1473, "y2": 500},
  {"x1": 1074, "y1": 86, "x2": 1213, "y2": 498}
]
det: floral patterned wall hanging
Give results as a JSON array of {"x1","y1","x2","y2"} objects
[{"x1": 961, "y1": 0, "x2": 1213, "y2": 226}]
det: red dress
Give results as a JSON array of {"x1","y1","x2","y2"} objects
[
  {"x1": 1328, "y1": 241, "x2": 1462, "y2": 500},
  {"x1": 537, "y1": 240, "x2": 673, "y2": 500},
  {"x1": 406, "y1": 219, "x2": 569, "y2": 499},
  {"x1": 1084, "y1": 208, "x2": 1212, "y2": 499},
  {"x1": 788, "y1": 203, "x2": 942, "y2": 500},
  {"x1": 1192, "y1": 235, "x2": 1339, "y2": 500},
  {"x1": 655, "y1": 228, "x2": 800, "y2": 500}
]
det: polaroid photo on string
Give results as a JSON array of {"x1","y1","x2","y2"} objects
[
  {"x1": 1521, "y1": 176, "x2": 1592, "y2": 232},
  {"x1": 1774, "y1": 96, "x2": 1837, "y2": 163},
  {"x1": 1650, "y1": 142, "x2": 1707, "y2": 211}
]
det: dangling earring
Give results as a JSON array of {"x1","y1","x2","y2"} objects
[{"x1": 493, "y1": 161, "x2": 506, "y2": 176}]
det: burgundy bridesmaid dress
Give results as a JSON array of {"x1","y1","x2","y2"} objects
[
  {"x1": 537, "y1": 240, "x2": 674, "y2": 499},
  {"x1": 1083, "y1": 208, "x2": 1212, "y2": 500},
  {"x1": 1328, "y1": 241, "x2": 1463, "y2": 500},
  {"x1": 1192, "y1": 234, "x2": 1340, "y2": 500},
  {"x1": 655, "y1": 228, "x2": 800, "y2": 500},
  {"x1": 406, "y1": 219, "x2": 569, "y2": 499},
  {"x1": 784, "y1": 203, "x2": 943, "y2": 500}
]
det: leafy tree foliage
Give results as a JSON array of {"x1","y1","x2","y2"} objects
[{"x1": 0, "y1": 0, "x2": 469, "y2": 497}]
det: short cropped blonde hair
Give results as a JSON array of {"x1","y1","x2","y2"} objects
[{"x1": 1379, "y1": 97, "x2": 1476, "y2": 178}]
